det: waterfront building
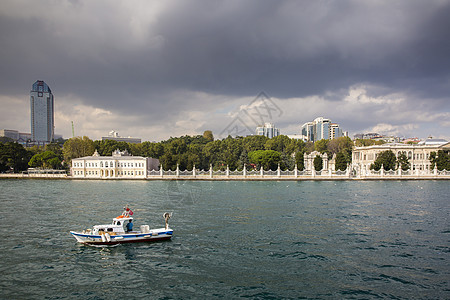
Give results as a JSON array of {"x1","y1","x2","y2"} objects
[
  {"x1": 255, "y1": 123, "x2": 280, "y2": 138},
  {"x1": 30, "y1": 80, "x2": 54, "y2": 145},
  {"x1": 71, "y1": 149, "x2": 159, "y2": 179},
  {"x1": 101, "y1": 130, "x2": 141, "y2": 144},
  {"x1": 352, "y1": 138, "x2": 450, "y2": 173},
  {"x1": 301, "y1": 117, "x2": 344, "y2": 142}
]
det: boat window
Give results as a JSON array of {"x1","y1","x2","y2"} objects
[
  {"x1": 107, "y1": 228, "x2": 113, "y2": 232},
  {"x1": 117, "y1": 221, "x2": 121, "y2": 225}
]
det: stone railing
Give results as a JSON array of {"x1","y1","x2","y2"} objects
[
  {"x1": 146, "y1": 164, "x2": 450, "y2": 180},
  {"x1": 355, "y1": 167, "x2": 450, "y2": 179},
  {"x1": 147, "y1": 164, "x2": 353, "y2": 180}
]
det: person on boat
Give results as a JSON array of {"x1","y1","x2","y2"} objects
[{"x1": 126, "y1": 219, "x2": 133, "y2": 232}]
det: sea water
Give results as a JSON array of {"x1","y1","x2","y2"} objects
[{"x1": 0, "y1": 179, "x2": 448, "y2": 299}]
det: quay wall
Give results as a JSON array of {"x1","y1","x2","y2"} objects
[{"x1": 1, "y1": 173, "x2": 449, "y2": 181}]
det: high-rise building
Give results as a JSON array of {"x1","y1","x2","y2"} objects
[
  {"x1": 301, "y1": 117, "x2": 344, "y2": 142},
  {"x1": 255, "y1": 123, "x2": 280, "y2": 138},
  {"x1": 30, "y1": 80, "x2": 54, "y2": 144}
]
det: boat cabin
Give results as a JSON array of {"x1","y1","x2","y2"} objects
[{"x1": 91, "y1": 217, "x2": 133, "y2": 235}]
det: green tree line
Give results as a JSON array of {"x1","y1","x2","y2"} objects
[
  {"x1": 0, "y1": 134, "x2": 356, "y2": 172},
  {"x1": 4, "y1": 132, "x2": 448, "y2": 173}
]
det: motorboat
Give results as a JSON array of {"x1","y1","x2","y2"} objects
[{"x1": 70, "y1": 208, "x2": 173, "y2": 245}]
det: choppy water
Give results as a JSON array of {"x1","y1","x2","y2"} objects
[{"x1": 0, "y1": 179, "x2": 448, "y2": 299}]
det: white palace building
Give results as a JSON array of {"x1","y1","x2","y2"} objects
[
  {"x1": 71, "y1": 149, "x2": 159, "y2": 179},
  {"x1": 352, "y1": 138, "x2": 450, "y2": 176}
]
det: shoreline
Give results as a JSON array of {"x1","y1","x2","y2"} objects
[{"x1": 1, "y1": 174, "x2": 449, "y2": 181}]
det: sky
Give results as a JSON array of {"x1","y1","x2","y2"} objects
[{"x1": 1, "y1": 0, "x2": 449, "y2": 142}]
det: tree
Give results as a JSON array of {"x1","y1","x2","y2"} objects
[
  {"x1": 28, "y1": 151, "x2": 62, "y2": 169},
  {"x1": 94, "y1": 139, "x2": 130, "y2": 156},
  {"x1": 313, "y1": 155, "x2": 323, "y2": 171},
  {"x1": 203, "y1": 130, "x2": 214, "y2": 142},
  {"x1": 328, "y1": 137, "x2": 353, "y2": 155},
  {"x1": 370, "y1": 150, "x2": 396, "y2": 171},
  {"x1": 314, "y1": 139, "x2": 329, "y2": 154},
  {"x1": 335, "y1": 151, "x2": 348, "y2": 171},
  {"x1": 264, "y1": 135, "x2": 292, "y2": 154},
  {"x1": 354, "y1": 139, "x2": 385, "y2": 147},
  {"x1": 63, "y1": 136, "x2": 95, "y2": 163},
  {"x1": 238, "y1": 148, "x2": 250, "y2": 170},
  {"x1": 248, "y1": 150, "x2": 282, "y2": 170},
  {"x1": 141, "y1": 142, "x2": 164, "y2": 158},
  {"x1": 295, "y1": 151, "x2": 305, "y2": 170},
  {"x1": 0, "y1": 142, "x2": 32, "y2": 173},
  {"x1": 430, "y1": 150, "x2": 450, "y2": 171},
  {"x1": 396, "y1": 153, "x2": 410, "y2": 171},
  {"x1": 242, "y1": 135, "x2": 269, "y2": 152}
]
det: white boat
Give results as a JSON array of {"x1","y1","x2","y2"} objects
[{"x1": 70, "y1": 209, "x2": 173, "y2": 245}]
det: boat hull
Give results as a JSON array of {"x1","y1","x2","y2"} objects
[{"x1": 70, "y1": 229, "x2": 173, "y2": 245}]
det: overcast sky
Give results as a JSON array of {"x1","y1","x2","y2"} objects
[{"x1": 1, "y1": 0, "x2": 449, "y2": 142}]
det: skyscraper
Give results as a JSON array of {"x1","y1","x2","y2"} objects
[
  {"x1": 30, "y1": 80, "x2": 54, "y2": 144},
  {"x1": 301, "y1": 117, "x2": 344, "y2": 142},
  {"x1": 255, "y1": 123, "x2": 280, "y2": 138}
]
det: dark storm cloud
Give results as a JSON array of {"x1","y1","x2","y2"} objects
[{"x1": 0, "y1": 0, "x2": 449, "y2": 138}]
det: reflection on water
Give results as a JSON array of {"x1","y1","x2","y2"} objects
[{"x1": 0, "y1": 179, "x2": 448, "y2": 299}]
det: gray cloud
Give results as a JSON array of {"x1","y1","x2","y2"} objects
[{"x1": 0, "y1": 0, "x2": 449, "y2": 140}]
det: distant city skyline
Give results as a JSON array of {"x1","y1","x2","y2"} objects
[{"x1": 0, "y1": 1, "x2": 449, "y2": 142}]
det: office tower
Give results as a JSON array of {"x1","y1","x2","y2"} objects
[
  {"x1": 256, "y1": 123, "x2": 280, "y2": 138},
  {"x1": 301, "y1": 117, "x2": 344, "y2": 142},
  {"x1": 30, "y1": 80, "x2": 54, "y2": 144}
]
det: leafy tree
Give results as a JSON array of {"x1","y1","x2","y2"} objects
[
  {"x1": 313, "y1": 155, "x2": 323, "y2": 171},
  {"x1": 28, "y1": 151, "x2": 62, "y2": 169},
  {"x1": 0, "y1": 142, "x2": 32, "y2": 173},
  {"x1": 305, "y1": 141, "x2": 315, "y2": 154},
  {"x1": 63, "y1": 136, "x2": 95, "y2": 163},
  {"x1": 242, "y1": 135, "x2": 269, "y2": 152},
  {"x1": 238, "y1": 148, "x2": 250, "y2": 170},
  {"x1": 141, "y1": 142, "x2": 164, "y2": 158},
  {"x1": 248, "y1": 150, "x2": 282, "y2": 170},
  {"x1": 264, "y1": 135, "x2": 292, "y2": 154},
  {"x1": 370, "y1": 150, "x2": 396, "y2": 171},
  {"x1": 295, "y1": 151, "x2": 305, "y2": 170},
  {"x1": 314, "y1": 139, "x2": 329, "y2": 154},
  {"x1": 203, "y1": 130, "x2": 214, "y2": 142},
  {"x1": 280, "y1": 153, "x2": 294, "y2": 170},
  {"x1": 328, "y1": 137, "x2": 353, "y2": 155},
  {"x1": 396, "y1": 153, "x2": 410, "y2": 171},
  {"x1": 335, "y1": 151, "x2": 348, "y2": 171},
  {"x1": 94, "y1": 139, "x2": 130, "y2": 156},
  {"x1": 45, "y1": 142, "x2": 63, "y2": 157},
  {"x1": 430, "y1": 150, "x2": 450, "y2": 171},
  {"x1": 203, "y1": 140, "x2": 223, "y2": 168},
  {"x1": 221, "y1": 137, "x2": 242, "y2": 170},
  {"x1": 429, "y1": 151, "x2": 437, "y2": 169},
  {"x1": 354, "y1": 139, "x2": 385, "y2": 147}
]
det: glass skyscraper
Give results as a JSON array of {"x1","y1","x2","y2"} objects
[
  {"x1": 255, "y1": 123, "x2": 280, "y2": 138},
  {"x1": 301, "y1": 117, "x2": 344, "y2": 142},
  {"x1": 30, "y1": 80, "x2": 54, "y2": 144}
]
